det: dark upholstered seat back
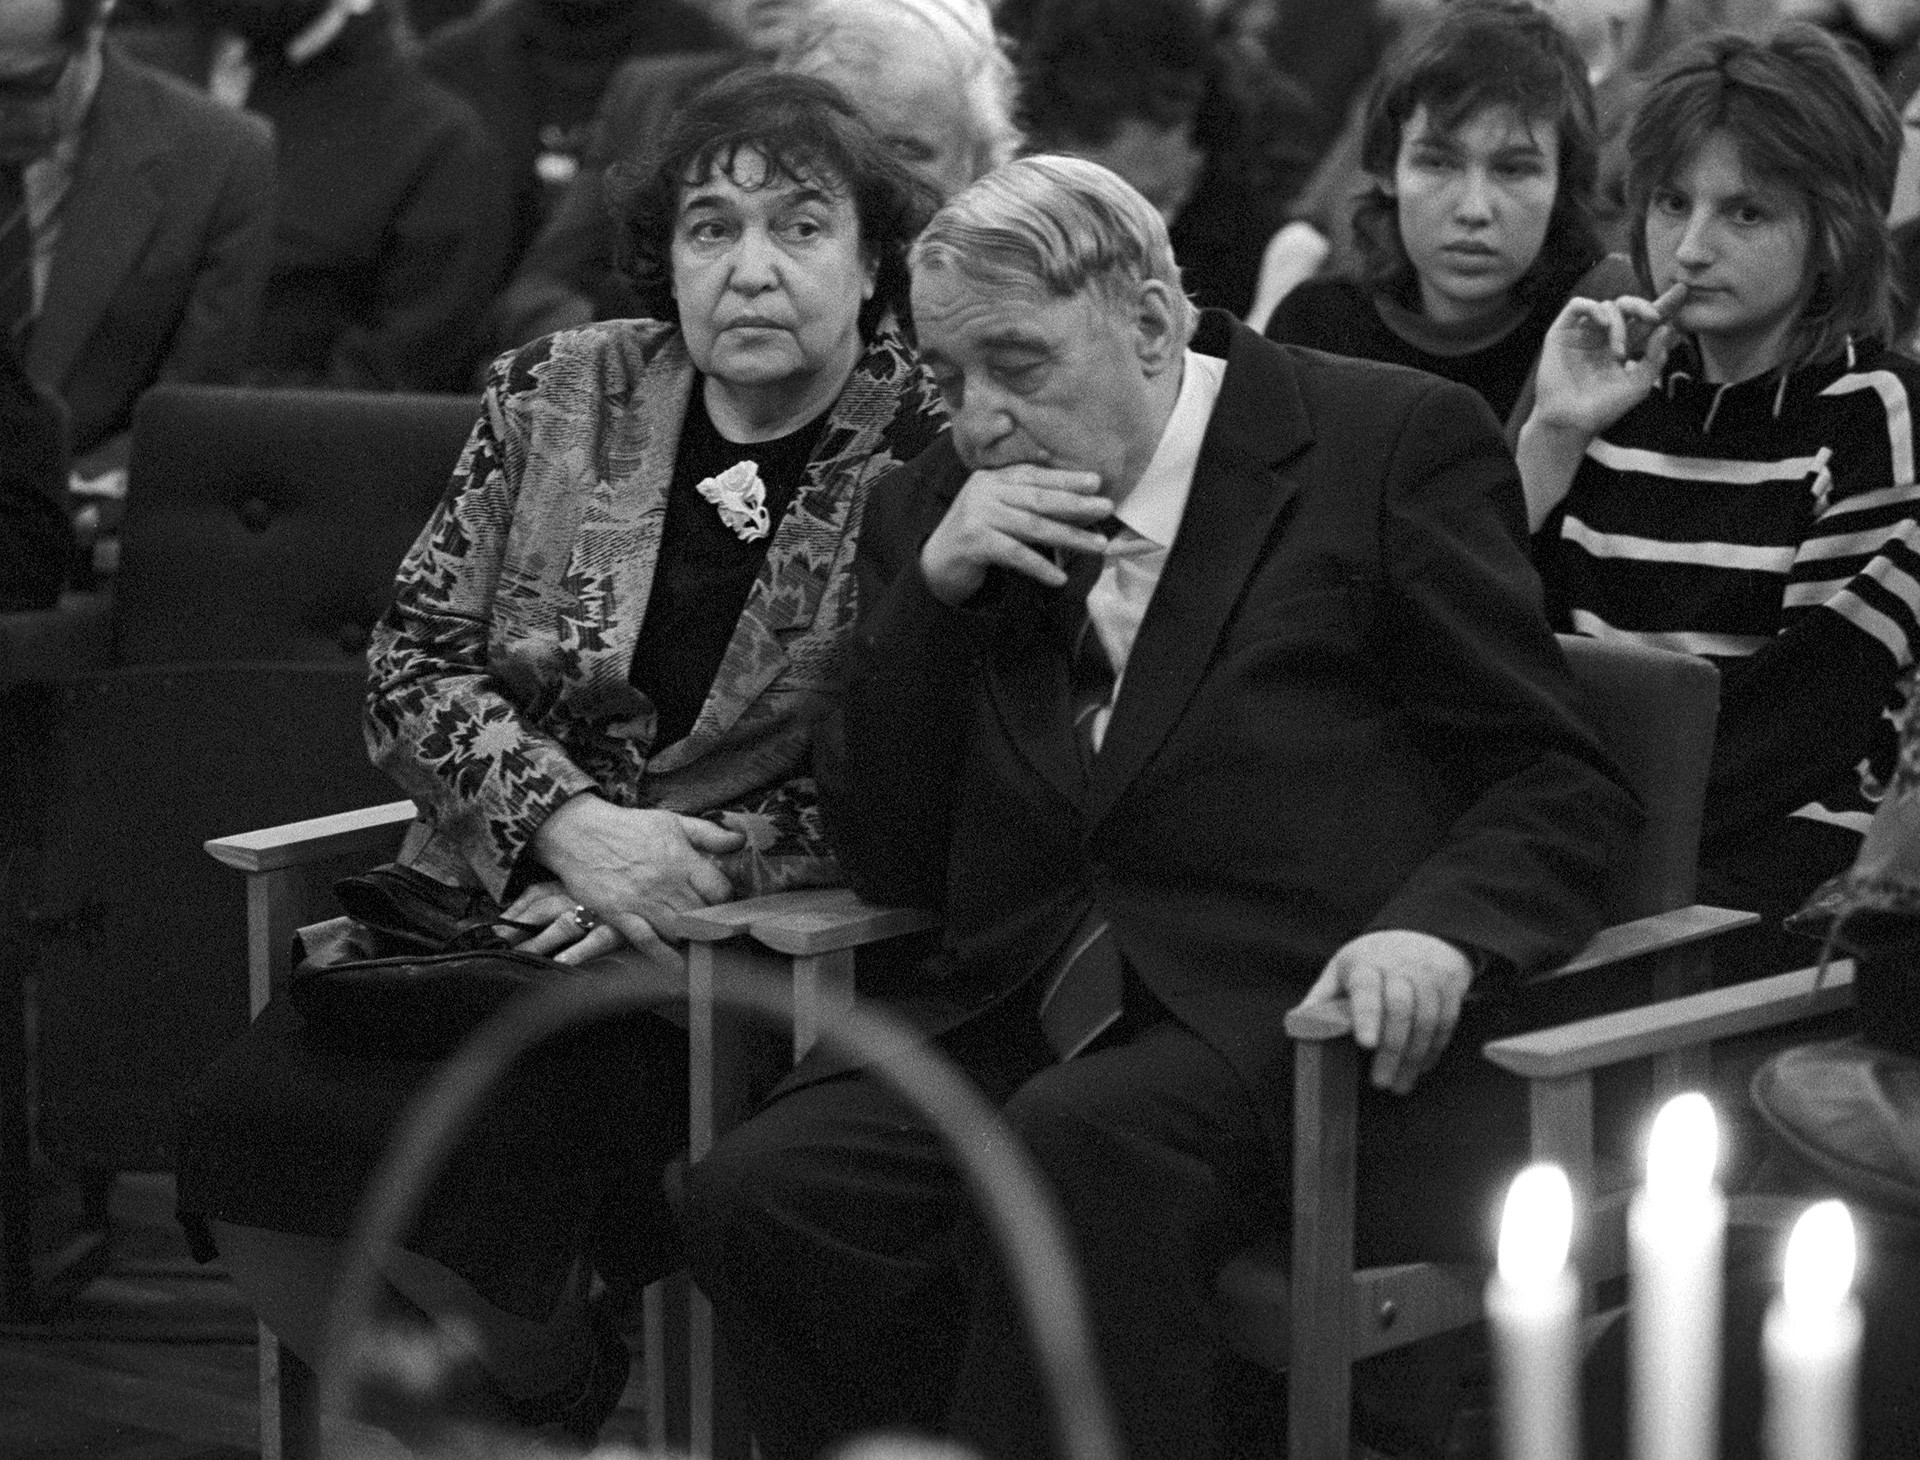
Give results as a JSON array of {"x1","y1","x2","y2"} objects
[
  {"x1": 114, "y1": 386, "x2": 480, "y2": 665},
  {"x1": 1557, "y1": 634, "x2": 1720, "y2": 921}
]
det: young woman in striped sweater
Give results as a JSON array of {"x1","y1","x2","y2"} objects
[{"x1": 1520, "y1": 21, "x2": 1920, "y2": 968}]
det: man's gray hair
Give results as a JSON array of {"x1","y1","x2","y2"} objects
[
  {"x1": 780, "y1": 0, "x2": 1020, "y2": 183},
  {"x1": 910, "y1": 155, "x2": 1199, "y2": 336}
]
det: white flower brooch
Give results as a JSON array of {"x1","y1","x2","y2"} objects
[{"x1": 694, "y1": 460, "x2": 772, "y2": 542}]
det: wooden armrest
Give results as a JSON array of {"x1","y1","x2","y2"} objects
[
  {"x1": 1285, "y1": 1000, "x2": 1353, "y2": 1041},
  {"x1": 1482, "y1": 959, "x2": 1856, "y2": 1080},
  {"x1": 679, "y1": 886, "x2": 940, "y2": 956},
  {"x1": 1541, "y1": 905, "x2": 1759, "y2": 979},
  {"x1": 1281, "y1": 905, "x2": 1760, "y2": 1045},
  {"x1": 204, "y1": 799, "x2": 416, "y2": 873}
]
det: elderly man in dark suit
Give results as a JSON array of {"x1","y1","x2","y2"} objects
[{"x1": 682, "y1": 155, "x2": 1641, "y2": 1459}]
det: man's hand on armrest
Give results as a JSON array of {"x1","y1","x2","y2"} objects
[{"x1": 1293, "y1": 930, "x2": 1474, "y2": 1095}]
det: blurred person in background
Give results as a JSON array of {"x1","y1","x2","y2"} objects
[
  {"x1": 1781, "y1": 0, "x2": 1920, "y2": 98},
  {"x1": 182, "y1": 0, "x2": 513, "y2": 391},
  {"x1": 1264, "y1": 0, "x2": 1631, "y2": 430},
  {"x1": 492, "y1": 0, "x2": 1015, "y2": 350},
  {"x1": 1, "y1": 0, "x2": 272, "y2": 586},
  {"x1": 420, "y1": 0, "x2": 728, "y2": 287},
  {"x1": 1000, "y1": 0, "x2": 1318, "y2": 319}
]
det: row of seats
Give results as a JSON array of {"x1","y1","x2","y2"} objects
[{"x1": 0, "y1": 385, "x2": 476, "y2": 1318}]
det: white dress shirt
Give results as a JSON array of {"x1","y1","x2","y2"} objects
[{"x1": 1083, "y1": 348, "x2": 1227, "y2": 750}]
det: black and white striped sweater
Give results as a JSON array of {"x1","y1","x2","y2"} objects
[{"x1": 1544, "y1": 340, "x2": 1920, "y2": 852}]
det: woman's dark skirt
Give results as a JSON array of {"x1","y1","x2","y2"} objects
[{"x1": 175, "y1": 993, "x2": 692, "y2": 1321}]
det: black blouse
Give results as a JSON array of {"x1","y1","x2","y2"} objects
[{"x1": 628, "y1": 384, "x2": 830, "y2": 749}]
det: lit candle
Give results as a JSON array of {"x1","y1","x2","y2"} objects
[
  {"x1": 1487, "y1": 1162, "x2": 1580, "y2": 1460},
  {"x1": 1764, "y1": 1199, "x2": 1862, "y2": 1460},
  {"x1": 1630, "y1": 1091, "x2": 1725, "y2": 1460}
]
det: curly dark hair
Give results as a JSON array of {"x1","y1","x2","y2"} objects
[
  {"x1": 1350, "y1": 0, "x2": 1603, "y2": 310},
  {"x1": 608, "y1": 67, "x2": 938, "y2": 340},
  {"x1": 1002, "y1": 0, "x2": 1317, "y2": 211}
]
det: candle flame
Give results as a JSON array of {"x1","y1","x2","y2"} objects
[
  {"x1": 1497, "y1": 1162, "x2": 1572, "y2": 1286},
  {"x1": 1644, "y1": 1091, "x2": 1718, "y2": 1195},
  {"x1": 1783, "y1": 1199, "x2": 1856, "y2": 1314}
]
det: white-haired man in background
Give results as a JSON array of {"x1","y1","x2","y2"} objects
[{"x1": 681, "y1": 155, "x2": 1640, "y2": 1458}]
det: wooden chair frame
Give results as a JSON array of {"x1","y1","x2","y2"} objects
[
  {"x1": 203, "y1": 801, "x2": 936, "y2": 1459},
  {"x1": 208, "y1": 801, "x2": 1875, "y2": 1460}
]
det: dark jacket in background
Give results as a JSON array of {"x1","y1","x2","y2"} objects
[
  {"x1": 25, "y1": 42, "x2": 273, "y2": 469},
  {"x1": 0, "y1": 343, "x2": 70, "y2": 612},
  {"x1": 242, "y1": 14, "x2": 511, "y2": 392},
  {"x1": 490, "y1": 47, "x2": 740, "y2": 351},
  {"x1": 420, "y1": 0, "x2": 727, "y2": 282}
]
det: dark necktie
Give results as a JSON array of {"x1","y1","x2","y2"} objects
[
  {"x1": 0, "y1": 163, "x2": 33, "y2": 352},
  {"x1": 1037, "y1": 525, "x2": 1126, "y2": 1061}
]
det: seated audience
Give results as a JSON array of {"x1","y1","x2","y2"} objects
[
  {"x1": 1521, "y1": 21, "x2": 1920, "y2": 972},
  {"x1": 1265, "y1": 0, "x2": 1634, "y2": 429},
  {"x1": 1268, "y1": 0, "x2": 1748, "y2": 321},
  {"x1": 172, "y1": 70, "x2": 946, "y2": 1448},
  {"x1": 182, "y1": 0, "x2": 512, "y2": 392},
  {"x1": 0, "y1": 341, "x2": 68, "y2": 612},
  {"x1": 420, "y1": 0, "x2": 729, "y2": 283},
  {"x1": 682, "y1": 155, "x2": 1638, "y2": 1460},
  {"x1": 1000, "y1": 0, "x2": 1319, "y2": 318},
  {"x1": 1, "y1": 0, "x2": 272, "y2": 486},
  {"x1": 492, "y1": 0, "x2": 1017, "y2": 352}
]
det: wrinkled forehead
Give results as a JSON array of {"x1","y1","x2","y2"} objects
[{"x1": 910, "y1": 257, "x2": 1111, "y2": 352}]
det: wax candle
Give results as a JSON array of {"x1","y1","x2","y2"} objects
[
  {"x1": 1487, "y1": 1162, "x2": 1580, "y2": 1460},
  {"x1": 1764, "y1": 1199, "x2": 1862, "y2": 1460},
  {"x1": 1630, "y1": 1091, "x2": 1725, "y2": 1460}
]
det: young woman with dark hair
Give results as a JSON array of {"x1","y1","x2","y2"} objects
[{"x1": 1265, "y1": 0, "x2": 1631, "y2": 429}]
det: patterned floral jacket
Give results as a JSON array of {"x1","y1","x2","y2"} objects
[{"x1": 364, "y1": 318, "x2": 946, "y2": 901}]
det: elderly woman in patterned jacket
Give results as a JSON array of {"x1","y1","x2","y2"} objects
[{"x1": 174, "y1": 67, "x2": 944, "y2": 1447}]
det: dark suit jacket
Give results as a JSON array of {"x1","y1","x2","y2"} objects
[
  {"x1": 419, "y1": 0, "x2": 726, "y2": 278},
  {"x1": 0, "y1": 342, "x2": 69, "y2": 611},
  {"x1": 241, "y1": 17, "x2": 510, "y2": 393},
  {"x1": 27, "y1": 45, "x2": 274, "y2": 468},
  {"x1": 824, "y1": 312, "x2": 1642, "y2": 1148},
  {"x1": 490, "y1": 48, "x2": 741, "y2": 351}
]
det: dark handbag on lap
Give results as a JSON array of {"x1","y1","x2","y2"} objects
[{"x1": 289, "y1": 863, "x2": 573, "y2": 1059}]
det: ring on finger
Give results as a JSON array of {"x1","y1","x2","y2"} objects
[{"x1": 569, "y1": 904, "x2": 600, "y2": 934}]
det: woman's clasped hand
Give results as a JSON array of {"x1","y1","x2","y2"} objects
[{"x1": 502, "y1": 798, "x2": 748, "y2": 966}]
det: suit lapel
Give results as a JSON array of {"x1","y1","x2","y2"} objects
[
  {"x1": 549, "y1": 332, "x2": 686, "y2": 732},
  {"x1": 28, "y1": 53, "x2": 165, "y2": 391},
  {"x1": 1087, "y1": 322, "x2": 1314, "y2": 827}
]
